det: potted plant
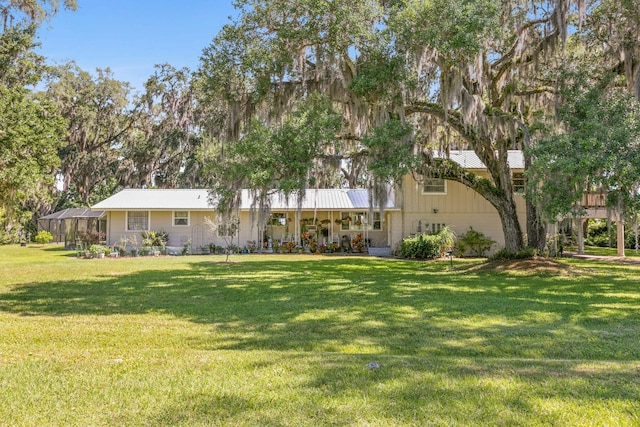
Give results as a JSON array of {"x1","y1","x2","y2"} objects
[
  {"x1": 309, "y1": 237, "x2": 318, "y2": 252},
  {"x1": 141, "y1": 230, "x2": 168, "y2": 256},
  {"x1": 110, "y1": 244, "x2": 120, "y2": 258},
  {"x1": 89, "y1": 244, "x2": 107, "y2": 259},
  {"x1": 351, "y1": 233, "x2": 366, "y2": 253}
]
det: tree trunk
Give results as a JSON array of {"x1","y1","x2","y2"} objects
[
  {"x1": 523, "y1": 145, "x2": 546, "y2": 251},
  {"x1": 487, "y1": 187, "x2": 524, "y2": 252},
  {"x1": 526, "y1": 198, "x2": 547, "y2": 251},
  {"x1": 409, "y1": 103, "x2": 526, "y2": 253}
]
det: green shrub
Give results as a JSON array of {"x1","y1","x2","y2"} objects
[
  {"x1": 489, "y1": 247, "x2": 537, "y2": 261},
  {"x1": 141, "y1": 230, "x2": 168, "y2": 248},
  {"x1": 455, "y1": 227, "x2": 495, "y2": 257},
  {"x1": 77, "y1": 230, "x2": 104, "y2": 246},
  {"x1": 88, "y1": 244, "x2": 107, "y2": 255},
  {"x1": 398, "y1": 227, "x2": 455, "y2": 260},
  {"x1": 436, "y1": 226, "x2": 456, "y2": 256},
  {"x1": 0, "y1": 229, "x2": 21, "y2": 244},
  {"x1": 34, "y1": 230, "x2": 54, "y2": 245}
]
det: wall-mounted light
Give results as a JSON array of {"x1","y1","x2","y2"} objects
[{"x1": 432, "y1": 208, "x2": 439, "y2": 214}]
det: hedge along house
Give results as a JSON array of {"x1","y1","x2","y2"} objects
[{"x1": 91, "y1": 188, "x2": 399, "y2": 253}]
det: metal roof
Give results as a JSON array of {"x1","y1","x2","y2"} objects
[
  {"x1": 39, "y1": 208, "x2": 105, "y2": 220},
  {"x1": 441, "y1": 150, "x2": 524, "y2": 169},
  {"x1": 91, "y1": 151, "x2": 524, "y2": 212},
  {"x1": 92, "y1": 189, "x2": 213, "y2": 210},
  {"x1": 92, "y1": 188, "x2": 398, "y2": 211}
]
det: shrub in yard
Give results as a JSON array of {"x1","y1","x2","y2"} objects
[
  {"x1": 34, "y1": 230, "x2": 53, "y2": 245},
  {"x1": 351, "y1": 233, "x2": 365, "y2": 252},
  {"x1": 436, "y1": 226, "x2": 456, "y2": 256},
  {"x1": 77, "y1": 230, "x2": 105, "y2": 246},
  {"x1": 489, "y1": 247, "x2": 537, "y2": 261},
  {"x1": 88, "y1": 244, "x2": 107, "y2": 257},
  {"x1": 397, "y1": 227, "x2": 456, "y2": 260},
  {"x1": 141, "y1": 230, "x2": 168, "y2": 248},
  {"x1": 398, "y1": 233, "x2": 441, "y2": 259},
  {"x1": 455, "y1": 227, "x2": 495, "y2": 257}
]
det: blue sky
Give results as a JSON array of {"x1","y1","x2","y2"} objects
[{"x1": 36, "y1": 0, "x2": 239, "y2": 93}]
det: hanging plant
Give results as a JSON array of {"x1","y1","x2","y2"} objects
[
  {"x1": 321, "y1": 219, "x2": 331, "y2": 224},
  {"x1": 335, "y1": 218, "x2": 343, "y2": 224}
]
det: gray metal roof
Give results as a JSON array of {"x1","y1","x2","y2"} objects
[
  {"x1": 39, "y1": 208, "x2": 105, "y2": 220},
  {"x1": 91, "y1": 151, "x2": 524, "y2": 212},
  {"x1": 92, "y1": 188, "x2": 398, "y2": 211},
  {"x1": 92, "y1": 189, "x2": 213, "y2": 210},
  {"x1": 442, "y1": 150, "x2": 524, "y2": 169}
]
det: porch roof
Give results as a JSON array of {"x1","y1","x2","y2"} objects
[
  {"x1": 39, "y1": 208, "x2": 105, "y2": 220},
  {"x1": 92, "y1": 188, "x2": 398, "y2": 211}
]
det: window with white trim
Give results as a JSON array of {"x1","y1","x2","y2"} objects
[
  {"x1": 372, "y1": 212, "x2": 381, "y2": 230},
  {"x1": 513, "y1": 172, "x2": 525, "y2": 193},
  {"x1": 340, "y1": 212, "x2": 382, "y2": 231},
  {"x1": 268, "y1": 212, "x2": 287, "y2": 226},
  {"x1": 173, "y1": 211, "x2": 189, "y2": 226},
  {"x1": 127, "y1": 211, "x2": 149, "y2": 231},
  {"x1": 431, "y1": 223, "x2": 446, "y2": 234},
  {"x1": 422, "y1": 178, "x2": 446, "y2": 194}
]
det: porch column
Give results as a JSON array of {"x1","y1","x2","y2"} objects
[
  {"x1": 577, "y1": 217, "x2": 585, "y2": 255},
  {"x1": 617, "y1": 220, "x2": 625, "y2": 257}
]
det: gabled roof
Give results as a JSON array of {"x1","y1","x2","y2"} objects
[
  {"x1": 441, "y1": 150, "x2": 524, "y2": 169},
  {"x1": 92, "y1": 188, "x2": 398, "y2": 211},
  {"x1": 92, "y1": 189, "x2": 212, "y2": 210},
  {"x1": 39, "y1": 208, "x2": 105, "y2": 220}
]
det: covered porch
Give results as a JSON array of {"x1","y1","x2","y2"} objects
[{"x1": 574, "y1": 192, "x2": 625, "y2": 257}]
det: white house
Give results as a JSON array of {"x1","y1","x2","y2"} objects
[{"x1": 92, "y1": 150, "x2": 528, "y2": 253}]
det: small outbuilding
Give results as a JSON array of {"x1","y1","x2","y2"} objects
[{"x1": 37, "y1": 208, "x2": 106, "y2": 249}]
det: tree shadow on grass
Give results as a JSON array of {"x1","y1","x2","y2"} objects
[
  {"x1": 141, "y1": 353, "x2": 640, "y2": 426},
  {"x1": 1, "y1": 258, "x2": 640, "y2": 359}
]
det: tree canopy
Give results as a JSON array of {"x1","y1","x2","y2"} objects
[
  {"x1": 3, "y1": 0, "x2": 640, "y2": 251},
  {"x1": 195, "y1": 0, "x2": 595, "y2": 251}
]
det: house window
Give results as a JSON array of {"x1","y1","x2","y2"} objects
[
  {"x1": 431, "y1": 223, "x2": 446, "y2": 234},
  {"x1": 340, "y1": 212, "x2": 382, "y2": 231},
  {"x1": 268, "y1": 212, "x2": 287, "y2": 226},
  {"x1": 173, "y1": 211, "x2": 189, "y2": 226},
  {"x1": 372, "y1": 212, "x2": 382, "y2": 230},
  {"x1": 513, "y1": 172, "x2": 525, "y2": 193},
  {"x1": 127, "y1": 211, "x2": 149, "y2": 231},
  {"x1": 422, "y1": 178, "x2": 446, "y2": 194},
  {"x1": 342, "y1": 212, "x2": 364, "y2": 230}
]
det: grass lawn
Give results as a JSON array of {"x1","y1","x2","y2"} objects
[
  {"x1": 565, "y1": 245, "x2": 640, "y2": 258},
  {"x1": 1, "y1": 245, "x2": 639, "y2": 426}
]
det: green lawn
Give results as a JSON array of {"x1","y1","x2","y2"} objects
[
  {"x1": 565, "y1": 245, "x2": 640, "y2": 258},
  {"x1": 1, "y1": 245, "x2": 639, "y2": 426}
]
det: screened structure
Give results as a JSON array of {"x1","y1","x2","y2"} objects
[{"x1": 37, "y1": 208, "x2": 106, "y2": 249}]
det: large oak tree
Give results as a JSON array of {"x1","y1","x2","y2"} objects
[{"x1": 197, "y1": 0, "x2": 590, "y2": 251}]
